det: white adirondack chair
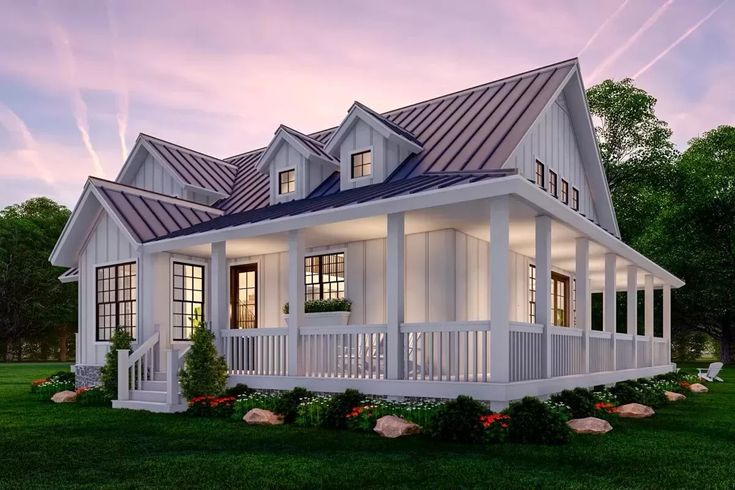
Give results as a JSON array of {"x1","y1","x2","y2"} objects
[{"x1": 697, "y1": 362, "x2": 724, "y2": 382}]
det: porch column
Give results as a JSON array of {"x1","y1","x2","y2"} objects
[
  {"x1": 663, "y1": 284, "x2": 671, "y2": 365},
  {"x1": 386, "y1": 212, "x2": 405, "y2": 380},
  {"x1": 575, "y1": 237, "x2": 590, "y2": 373},
  {"x1": 645, "y1": 273, "x2": 654, "y2": 365},
  {"x1": 287, "y1": 230, "x2": 305, "y2": 376},
  {"x1": 627, "y1": 265, "x2": 638, "y2": 367},
  {"x1": 535, "y1": 214, "x2": 552, "y2": 379},
  {"x1": 139, "y1": 251, "x2": 155, "y2": 344},
  {"x1": 489, "y1": 196, "x2": 511, "y2": 383},
  {"x1": 604, "y1": 253, "x2": 617, "y2": 370},
  {"x1": 211, "y1": 241, "x2": 228, "y2": 354}
]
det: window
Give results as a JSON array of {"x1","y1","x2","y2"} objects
[
  {"x1": 351, "y1": 150, "x2": 372, "y2": 179},
  {"x1": 528, "y1": 264, "x2": 536, "y2": 323},
  {"x1": 172, "y1": 262, "x2": 205, "y2": 340},
  {"x1": 552, "y1": 272, "x2": 570, "y2": 327},
  {"x1": 278, "y1": 169, "x2": 295, "y2": 195},
  {"x1": 549, "y1": 170, "x2": 558, "y2": 197},
  {"x1": 572, "y1": 187, "x2": 579, "y2": 211},
  {"x1": 535, "y1": 160, "x2": 545, "y2": 187},
  {"x1": 561, "y1": 179, "x2": 569, "y2": 204},
  {"x1": 96, "y1": 262, "x2": 137, "y2": 341},
  {"x1": 231, "y1": 264, "x2": 257, "y2": 329},
  {"x1": 305, "y1": 252, "x2": 345, "y2": 301}
]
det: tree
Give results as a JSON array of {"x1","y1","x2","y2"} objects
[
  {"x1": 100, "y1": 328, "x2": 133, "y2": 399},
  {"x1": 178, "y1": 323, "x2": 227, "y2": 399}
]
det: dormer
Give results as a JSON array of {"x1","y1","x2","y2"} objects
[
  {"x1": 257, "y1": 125, "x2": 339, "y2": 204},
  {"x1": 324, "y1": 102, "x2": 423, "y2": 191}
]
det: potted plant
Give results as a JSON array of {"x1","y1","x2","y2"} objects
[{"x1": 283, "y1": 298, "x2": 352, "y2": 326}]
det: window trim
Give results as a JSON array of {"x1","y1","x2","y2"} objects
[
  {"x1": 171, "y1": 260, "x2": 207, "y2": 342},
  {"x1": 230, "y1": 262, "x2": 258, "y2": 329},
  {"x1": 535, "y1": 160, "x2": 545, "y2": 188},
  {"x1": 551, "y1": 271, "x2": 571, "y2": 327},
  {"x1": 95, "y1": 260, "x2": 138, "y2": 343},
  {"x1": 277, "y1": 167, "x2": 296, "y2": 195},
  {"x1": 571, "y1": 187, "x2": 579, "y2": 211},
  {"x1": 349, "y1": 147, "x2": 373, "y2": 181},
  {"x1": 304, "y1": 250, "x2": 346, "y2": 301},
  {"x1": 561, "y1": 179, "x2": 569, "y2": 204},
  {"x1": 549, "y1": 170, "x2": 558, "y2": 197}
]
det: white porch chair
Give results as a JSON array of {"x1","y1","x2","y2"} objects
[{"x1": 697, "y1": 362, "x2": 724, "y2": 382}]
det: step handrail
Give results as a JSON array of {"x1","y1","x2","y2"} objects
[
  {"x1": 166, "y1": 346, "x2": 191, "y2": 407},
  {"x1": 128, "y1": 331, "x2": 160, "y2": 365},
  {"x1": 116, "y1": 330, "x2": 160, "y2": 401}
]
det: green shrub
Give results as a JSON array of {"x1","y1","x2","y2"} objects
[
  {"x1": 232, "y1": 392, "x2": 281, "y2": 420},
  {"x1": 100, "y1": 328, "x2": 133, "y2": 399},
  {"x1": 224, "y1": 384, "x2": 253, "y2": 397},
  {"x1": 507, "y1": 397, "x2": 572, "y2": 445},
  {"x1": 295, "y1": 395, "x2": 333, "y2": 427},
  {"x1": 274, "y1": 387, "x2": 313, "y2": 423},
  {"x1": 427, "y1": 395, "x2": 488, "y2": 444},
  {"x1": 282, "y1": 298, "x2": 352, "y2": 314},
  {"x1": 324, "y1": 389, "x2": 364, "y2": 429},
  {"x1": 32, "y1": 379, "x2": 75, "y2": 400},
  {"x1": 76, "y1": 386, "x2": 111, "y2": 407},
  {"x1": 179, "y1": 323, "x2": 228, "y2": 400},
  {"x1": 550, "y1": 388, "x2": 596, "y2": 419},
  {"x1": 611, "y1": 380, "x2": 667, "y2": 408}
]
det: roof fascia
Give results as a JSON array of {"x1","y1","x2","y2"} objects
[
  {"x1": 115, "y1": 135, "x2": 153, "y2": 184},
  {"x1": 256, "y1": 128, "x2": 314, "y2": 173},
  {"x1": 88, "y1": 184, "x2": 142, "y2": 249},
  {"x1": 58, "y1": 270, "x2": 79, "y2": 283}
]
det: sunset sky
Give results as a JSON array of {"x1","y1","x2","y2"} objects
[{"x1": 0, "y1": 0, "x2": 732, "y2": 208}]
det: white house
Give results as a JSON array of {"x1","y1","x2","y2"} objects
[{"x1": 51, "y1": 58, "x2": 683, "y2": 412}]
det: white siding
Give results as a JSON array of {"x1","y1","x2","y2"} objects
[
  {"x1": 132, "y1": 154, "x2": 183, "y2": 197},
  {"x1": 267, "y1": 143, "x2": 334, "y2": 204}
]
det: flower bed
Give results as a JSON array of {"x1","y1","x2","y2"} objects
[{"x1": 30, "y1": 371, "x2": 75, "y2": 400}]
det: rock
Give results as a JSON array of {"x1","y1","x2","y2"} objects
[
  {"x1": 567, "y1": 417, "x2": 613, "y2": 435},
  {"x1": 665, "y1": 391, "x2": 686, "y2": 401},
  {"x1": 689, "y1": 383, "x2": 709, "y2": 393},
  {"x1": 243, "y1": 408, "x2": 283, "y2": 425},
  {"x1": 51, "y1": 390, "x2": 77, "y2": 403},
  {"x1": 373, "y1": 415, "x2": 421, "y2": 438},
  {"x1": 615, "y1": 403, "x2": 655, "y2": 418}
]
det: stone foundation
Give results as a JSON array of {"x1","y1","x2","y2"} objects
[{"x1": 74, "y1": 364, "x2": 102, "y2": 388}]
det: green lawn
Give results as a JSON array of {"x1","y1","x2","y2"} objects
[{"x1": 1, "y1": 363, "x2": 734, "y2": 489}]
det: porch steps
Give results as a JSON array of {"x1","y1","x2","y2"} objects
[{"x1": 112, "y1": 372, "x2": 186, "y2": 413}]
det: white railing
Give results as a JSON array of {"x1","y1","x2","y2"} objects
[
  {"x1": 166, "y1": 346, "x2": 190, "y2": 406},
  {"x1": 653, "y1": 337, "x2": 668, "y2": 366},
  {"x1": 550, "y1": 326, "x2": 584, "y2": 377},
  {"x1": 615, "y1": 334, "x2": 635, "y2": 370},
  {"x1": 300, "y1": 324, "x2": 387, "y2": 379},
  {"x1": 223, "y1": 328, "x2": 288, "y2": 376},
  {"x1": 637, "y1": 335, "x2": 652, "y2": 367},
  {"x1": 589, "y1": 330, "x2": 614, "y2": 373},
  {"x1": 401, "y1": 321, "x2": 490, "y2": 382},
  {"x1": 510, "y1": 322, "x2": 543, "y2": 381},
  {"x1": 117, "y1": 330, "x2": 159, "y2": 401}
]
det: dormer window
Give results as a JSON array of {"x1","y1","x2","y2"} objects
[
  {"x1": 351, "y1": 150, "x2": 372, "y2": 179},
  {"x1": 278, "y1": 169, "x2": 295, "y2": 195}
]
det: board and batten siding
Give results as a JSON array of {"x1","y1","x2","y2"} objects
[
  {"x1": 132, "y1": 154, "x2": 183, "y2": 197},
  {"x1": 505, "y1": 93, "x2": 597, "y2": 223}
]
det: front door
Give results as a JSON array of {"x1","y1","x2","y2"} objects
[
  {"x1": 230, "y1": 264, "x2": 257, "y2": 329},
  {"x1": 551, "y1": 272, "x2": 570, "y2": 327}
]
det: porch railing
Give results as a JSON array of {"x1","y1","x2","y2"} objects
[
  {"x1": 300, "y1": 324, "x2": 387, "y2": 379},
  {"x1": 550, "y1": 325, "x2": 584, "y2": 377},
  {"x1": 117, "y1": 329, "x2": 159, "y2": 401},
  {"x1": 223, "y1": 327, "x2": 288, "y2": 376},
  {"x1": 589, "y1": 331, "x2": 614, "y2": 373},
  {"x1": 653, "y1": 338, "x2": 668, "y2": 366},
  {"x1": 637, "y1": 335, "x2": 652, "y2": 367},
  {"x1": 615, "y1": 333, "x2": 636, "y2": 370},
  {"x1": 510, "y1": 322, "x2": 543, "y2": 381}
]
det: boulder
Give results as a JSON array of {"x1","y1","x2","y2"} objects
[
  {"x1": 374, "y1": 415, "x2": 421, "y2": 438},
  {"x1": 615, "y1": 403, "x2": 655, "y2": 418},
  {"x1": 665, "y1": 391, "x2": 686, "y2": 402},
  {"x1": 243, "y1": 408, "x2": 283, "y2": 425},
  {"x1": 567, "y1": 417, "x2": 613, "y2": 435},
  {"x1": 51, "y1": 390, "x2": 77, "y2": 403},
  {"x1": 689, "y1": 383, "x2": 709, "y2": 393}
]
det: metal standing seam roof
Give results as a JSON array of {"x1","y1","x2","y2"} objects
[{"x1": 279, "y1": 125, "x2": 338, "y2": 163}]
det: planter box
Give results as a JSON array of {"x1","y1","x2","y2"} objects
[{"x1": 284, "y1": 311, "x2": 351, "y2": 327}]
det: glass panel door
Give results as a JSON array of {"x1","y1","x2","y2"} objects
[
  {"x1": 230, "y1": 264, "x2": 257, "y2": 329},
  {"x1": 551, "y1": 272, "x2": 570, "y2": 327}
]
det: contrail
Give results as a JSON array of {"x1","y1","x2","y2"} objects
[
  {"x1": 0, "y1": 102, "x2": 54, "y2": 184},
  {"x1": 106, "y1": 0, "x2": 129, "y2": 162},
  {"x1": 633, "y1": 0, "x2": 729, "y2": 79},
  {"x1": 579, "y1": 0, "x2": 631, "y2": 56},
  {"x1": 588, "y1": 0, "x2": 675, "y2": 82}
]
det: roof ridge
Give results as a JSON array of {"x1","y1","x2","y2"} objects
[
  {"x1": 140, "y1": 133, "x2": 238, "y2": 169},
  {"x1": 280, "y1": 124, "x2": 326, "y2": 145}
]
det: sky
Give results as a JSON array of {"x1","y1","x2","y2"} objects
[{"x1": 0, "y1": 0, "x2": 732, "y2": 208}]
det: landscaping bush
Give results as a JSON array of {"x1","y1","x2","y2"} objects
[
  {"x1": 224, "y1": 384, "x2": 253, "y2": 397},
  {"x1": 76, "y1": 386, "x2": 111, "y2": 407},
  {"x1": 550, "y1": 388, "x2": 596, "y2": 419},
  {"x1": 507, "y1": 397, "x2": 572, "y2": 445},
  {"x1": 611, "y1": 380, "x2": 666, "y2": 408},
  {"x1": 179, "y1": 323, "x2": 228, "y2": 400},
  {"x1": 426, "y1": 395, "x2": 488, "y2": 444},
  {"x1": 295, "y1": 395, "x2": 332, "y2": 427},
  {"x1": 187, "y1": 395, "x2": 236, "y2": 417},
  {"x1": 274, "y1": 387, "x2": 313, "y2": 423},
  {"x1": 282, "y1": 298, "x2": 352, "y2": 314},
  {"x1": 480, "y1": 412, "x2": 511, "y2": 443},
  {"x1": 232, "y1": 392, "x2": 281, "y2": 420},
  {"x1": 32, "y1": 378, "x2": 75, "y2": 400},
  {"x1": 100, "y1": 328, "x2": 133, "y2": 399},
  {"x1": 346, "y1": 403, "x2": 382, "y2": 431},
  {"x1": 324, "y1": 389, "x2": 364, "y2": 429}
]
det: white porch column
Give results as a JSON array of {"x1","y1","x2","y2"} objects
[
  {"x1": 139, "y1": 251, "x2": 155, "y2": 344},
  {"x1": 627, "y1": 265, "x2": 638, "y2": 366},
  {"x1": 645, "y1": 273, "x2": 655, "y2": 365},
  {"x1": 287, "y1": 230, "x2": 305, "y2": 376},
  {"x1": 210, "y1": 241, "x2": 228, "y2": 353},
  {"x1": 535, "y1": 214, "x2": 552, "y2": 379},
  {"x1": 575, "y1": 237, "x2": 590, "y2": 374},
  {"x1": 489, "y1": 196, "x2": 511, "y2": 383},
  {"x1": 604, "y1": 253, "x2": 617, "y2": 370},
  {"x1": 663, "y1": 284, "x2": 671, "y2": 364},
  {"x1": 386, "y1": 213, "x2": 405, "y2": 380}
]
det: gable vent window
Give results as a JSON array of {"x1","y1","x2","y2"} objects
[
  {"x1": 278, "y1": 169, "x2": 295, "y2": 195},
  {"x1": 351, "y1": 150, "x2": 372, "y2": 179},
  {"x1": 535, "y1": 160, "x2": 545, "y2": 187},
  {"x1": 549, "y1": 170, "x2": 558, "y2": 197},
  {"x1": 561, "y1": 179, "x2": 569, "y2": 204},
  {"x1": 572, "y1": 187, "x2": 579, "y2": 211}
]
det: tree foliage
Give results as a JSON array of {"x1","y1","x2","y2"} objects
[
  {"x1": 179, "y1": 323, "x2": 228, "y2": 399},
  {"x1": 100, "y1": 328, "x2": 133, "y2": 399}
]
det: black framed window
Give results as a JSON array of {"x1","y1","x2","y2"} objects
[
  {"x1": 535, "y1": 160, "x2": 545, "y2": 187},
  {"x1": 549, "y1": 170, "x2": 558, "y2": 197},
  {"x1": 96, "y1": 262, "x2": 137, "y2": 341},
  {"x1": 305, "y1": 252, "x2": 345, "y2": 301},
  {"x1": 172, "y1": 262, "x2": 205, "y2": 340},
  {"x1": 278, "y1": 169, "x2": 295, "y2": 194},
  {"x1": 572, "y1": 187, "x2": 579, "y2": 211},
  {"x1": 552, "y1": 272, "x2": 570, "y2": 327},
  {"x1": 561, "y1": 179, "x2": 569, "y2": 204},
  {"x1": 528, "y1": 264, "x2": 536, "y2": 323},
  {"x1": 351, "y1": 150, "x2": 372, "y2": 179}
]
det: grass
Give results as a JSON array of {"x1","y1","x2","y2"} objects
[{"x1": 1, "y1": 363, "x2": 734, "y2": 489}]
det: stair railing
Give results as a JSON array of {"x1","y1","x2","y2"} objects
[
  {"x1": 116, "y1": 328, "x2": 160, "y2": 401},
  {"x1": 166, "y1": 346, "x2": 191, "y2": 406}
]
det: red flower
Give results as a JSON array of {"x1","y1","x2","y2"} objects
[
  {"x1": 594, "y1": 402, "x2": 616, "y2": 413},
  {"x1": 480, "y1": 413, "x2": 510, "y2": 429}
]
